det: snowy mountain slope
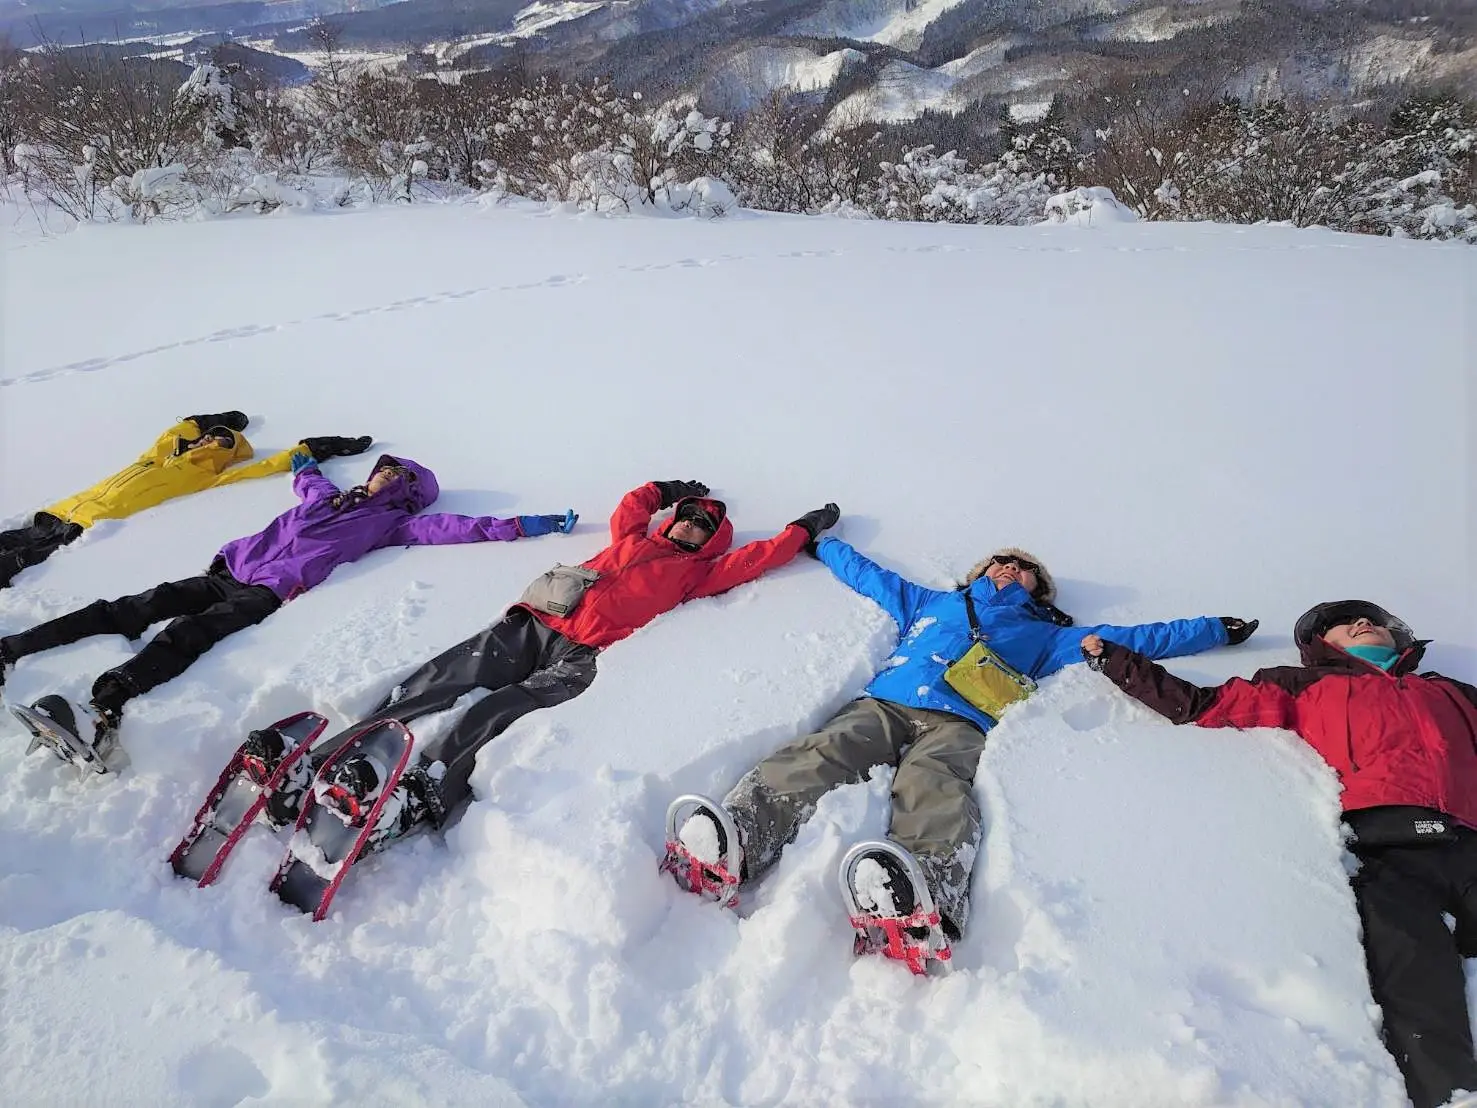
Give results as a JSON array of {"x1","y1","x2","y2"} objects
[{"x1": 1, "y1": 200, "x2": 1473, "y2": 1106}]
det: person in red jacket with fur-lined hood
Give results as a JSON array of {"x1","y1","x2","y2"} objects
[
  {"x1": 1082, "y1": 599, "x2": 1477, "y2": 1108},
  {"x1": 274, "y1": 479, "x2": 839, "y2": 856}
]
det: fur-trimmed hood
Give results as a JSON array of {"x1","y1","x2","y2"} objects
[{"x1": 964, "y1": 546, "x2": 1056, "y2": 604}]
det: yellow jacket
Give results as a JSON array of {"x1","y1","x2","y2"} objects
[{"x1": 43, "y1": 420, "x2": 307, "y2": 529}]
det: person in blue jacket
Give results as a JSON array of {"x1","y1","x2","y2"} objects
[{"x1": 672, "y1": 536, "x2": 1257, "y2": 939}]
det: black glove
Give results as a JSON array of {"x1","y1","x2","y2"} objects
[
  {"x1": 791, "y1": 502, "x2": 840, "y2": 557},
  {"x1": 1221, "y1": 617, "x2": 1259, "y2": 645},
  {"x1": 301, "y1": 435, "x2": 373, "y2": 462},
  {"x1": 184, "y1": 410, "x2": 248, "y2": 432},
  {"x1": 653, "y1": 480, "x2": 709, "y2": 508}
]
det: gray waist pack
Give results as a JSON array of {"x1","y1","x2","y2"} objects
[{"x1": 519, "y1": 564, "x2": 601, "y2": 617}]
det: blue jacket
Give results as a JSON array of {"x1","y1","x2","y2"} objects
[{"x1": 816, "y1": 537, "x2": 1228, "y2": 732}]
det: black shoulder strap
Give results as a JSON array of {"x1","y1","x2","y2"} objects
[{"x1": 963, "y1": 588, "x2": 984, "y2": 642}]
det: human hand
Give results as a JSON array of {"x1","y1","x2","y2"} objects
[
  {"x1": 653, "y1": 480, "x2": 710, "y2": 508},
  {"x1": 1221, "y1": 617, "x2": 1259, "y2": 645}
]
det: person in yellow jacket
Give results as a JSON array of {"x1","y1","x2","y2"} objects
[{"x1": 0, "y1": 410, "x2": 371, "y2": 589}]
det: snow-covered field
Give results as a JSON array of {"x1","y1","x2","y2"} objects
[{"x1": 0, "y1": 199, "x2": 1472, "y2": 1106}]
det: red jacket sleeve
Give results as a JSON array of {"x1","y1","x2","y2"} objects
[
  {"x1": 610, "y1": 484, "x2": 663, "y2": 543},
  {"x1": 688, "y1": 524, "x2": 809, "y2": 600},
  {"x1": 1097, "y1": 641, "x2": 1296, "y2": 729}
]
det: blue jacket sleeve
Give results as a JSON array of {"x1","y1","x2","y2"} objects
[
  {"x1": 1041, "y1": 615, "x2": 1228, "y2": 676},
  {"x1": 815, "y1": 537, "x2": 937, "y2": 630}
]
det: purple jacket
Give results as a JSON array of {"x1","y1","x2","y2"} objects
[{"x1": 217, "y1": 454, "x2": 521, "y2": 600}]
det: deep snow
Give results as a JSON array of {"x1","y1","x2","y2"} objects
[{"x1": 0, "y1": 198, "x2": 1472, "y2": 1106}]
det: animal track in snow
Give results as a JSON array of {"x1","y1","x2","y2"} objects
[{"x1": 1, "y1": 272, "x2": 591, "y2": 388}]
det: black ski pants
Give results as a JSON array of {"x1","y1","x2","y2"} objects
[
  {"x1": 0, "y1": 563, "x2": 281, "y2": 709},
  {"x1": 1352, "y1": 828, "x2": 1477, "y2": 1108},
  {"x1": 325, "y1": 608, "x2": 597, "y2": 816},
  {"x1": 0, "y1": 512, "x2": 83, "y2": 589}
]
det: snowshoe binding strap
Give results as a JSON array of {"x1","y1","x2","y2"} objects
[
  {"x1": 660, "y1": 794, "x2": 742, "y2": 908},
  {"x1": 240, "y1": 728, "x2": 287, "y2": 785},
  {"x1": 839, "y1": 840, "x2": 953, "y2": 976}
]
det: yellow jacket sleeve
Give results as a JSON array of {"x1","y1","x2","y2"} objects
[{"x1": 210, "y1": 445, "x2": 310, "y2": 488}]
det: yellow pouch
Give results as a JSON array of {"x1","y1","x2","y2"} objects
[
  {"x1": 943, "y1": 642, "x2": 1036, "y2": 721},
  {"x1": 943, "y1": 588, "x2": 1037, "y2": 722}
]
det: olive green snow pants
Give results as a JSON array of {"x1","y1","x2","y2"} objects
[{"x1": 722, "y1": 696, "x2": 987, "y2": 936}]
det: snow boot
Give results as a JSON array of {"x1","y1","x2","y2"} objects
[
  {"x1": 360, "y1": 762, "x2": 441, "y2": 858},
  {"x1": 316, "y1": 752, "x2": 387, "y2": 825}
]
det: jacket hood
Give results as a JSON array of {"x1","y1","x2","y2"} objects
[
  {"x1": 661, "y1": 495, "x2": 732, "y2": 556},
  {"x1": 366, "y1": 454, "x2": 439, "y2": 512},
  {"x1": 964, "y1": 546, "x2": 1057, "y2": 604},
  {"x1": 1294, "y1": 599, "x2": 1422, "y2": 669},
  {"x1": 173, "y1": 427, "x2": 253, "y2": 474}
]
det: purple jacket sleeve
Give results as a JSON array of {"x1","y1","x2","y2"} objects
[
  {"x1": 386, "y1": 514, "x2": 521, "y2": 546},
  {"x1": 294, "y1": 467, "x2": 340, "y2": 504}
]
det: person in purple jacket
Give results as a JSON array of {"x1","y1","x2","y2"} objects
[{"x1": 0, "y1": 450, "x2": 577, "y2": 758}]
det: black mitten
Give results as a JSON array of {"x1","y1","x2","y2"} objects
[
  {"x1": 653, "y1": 480, "x2": 710, "y2": 508},
  {"x1": 184, "y1": 410, "x2": 248, "y2": 432},
  {"x1": 1221, "y1": 617, "x2": 1259, "y2": 645},
  {"x1": 301, "y1": 435, "x2": 373, "y2": 462}
]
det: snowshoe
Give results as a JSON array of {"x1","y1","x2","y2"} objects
[
  {"x1": 660, "y1": 794, "x2": 742, "y2": 908},
  {"x1": 10, "y1": 694, "x2": 117, "y2": 775},
  {"x1": 839, "y1": 840, "x2": 953, "y2": 976},
  {"x1": 270, "y1": 718, "x2": 414, "y2": 921},
  {"x1": 169, "y1": 711, "x2": 328, "y2": 885}
]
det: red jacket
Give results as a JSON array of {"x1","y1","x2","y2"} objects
[
  {"x1": 527, "y1": 483, "x2": 809, "y2": 650},
  {"x1": 1094, "y1": 636, "x2": 1477, "y2": 830}
]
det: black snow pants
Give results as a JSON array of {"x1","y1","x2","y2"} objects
[
  {"x1": 0, "y1": 512, "x2": 83, "y2": 589},
  {"x1": 322, "y1": 608, "x2": 598, "y2": 818},
  {"x1": 1350, "y1": 821, "x2": 1477, "y2": 1108},
  {"x1": 0, "y1": 562, "x2": 281, "y2": 711}
]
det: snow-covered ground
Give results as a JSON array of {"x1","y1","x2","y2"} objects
[{"x1": 0, "y1": 199, "x2": 1472, "y2": 1106}]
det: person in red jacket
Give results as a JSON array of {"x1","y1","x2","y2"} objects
[
  {"x1": 273, "y1": 479, "x2": 840, "y2": 853},
  {"x1": 1081, "y1": 599, "x2": 1477, "y2": 1108}
]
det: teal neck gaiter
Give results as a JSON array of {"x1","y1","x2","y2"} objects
[{"x1": 1346, "y1": 644, "x2": 1399, "y2": 670}]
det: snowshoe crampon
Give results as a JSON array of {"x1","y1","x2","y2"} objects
[
  {"x1": 10, "y1": 696, "x2": 114, "y2": 776},
  {"x1": 660, "y1": 793, "x2": 741, "y2": 909},
  {"x1": 169, "y1": 711, "x2": 329, "y2": 886},
  {"x1": 269, "y1": 718, "x2": 413, "y2": 921},
  {"x1": 839, "y1": 840, "x2": 953, "y2": 977}
]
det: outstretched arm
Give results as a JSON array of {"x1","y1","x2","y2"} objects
[
  {"x1": 287, "y1": 455, "x2": 341, "y2": 503},
  {"x1": 387, "y1": 514, "x2": 522, "y2": 546},
  {"x1": 687, "y1": 525, "x2": 810, "y2": 600},
  {"x1": 210, "y1": 446, "x2": 302, "y2": 489},
  {"x1": 1085, "y1": 638, "x2": 1296, "y2": 729},
  {"x1": 814, "y1": 536, "x2": 937, "y2": 630},
  {"x1": 1044, "y1": 615, "x2": 1227, "y2": 675},
  {"x1": 609, "y1": 483, "x2": 664, "y2": 543}
]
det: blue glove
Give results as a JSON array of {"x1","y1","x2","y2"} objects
[
  {"x1": 518, "y1": 510, "x2": 578, "y2": 538},
  {"x1": 290, "y1": 451, "x2": 319, "y2": 474}
]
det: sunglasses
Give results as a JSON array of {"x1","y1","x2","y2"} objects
[
  {"x1": 378, "y1": 466, "x2": 415, "y2": 483},
  {"x1": 990, "y1": 554, "x2": 1041, "y2": 575}
]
